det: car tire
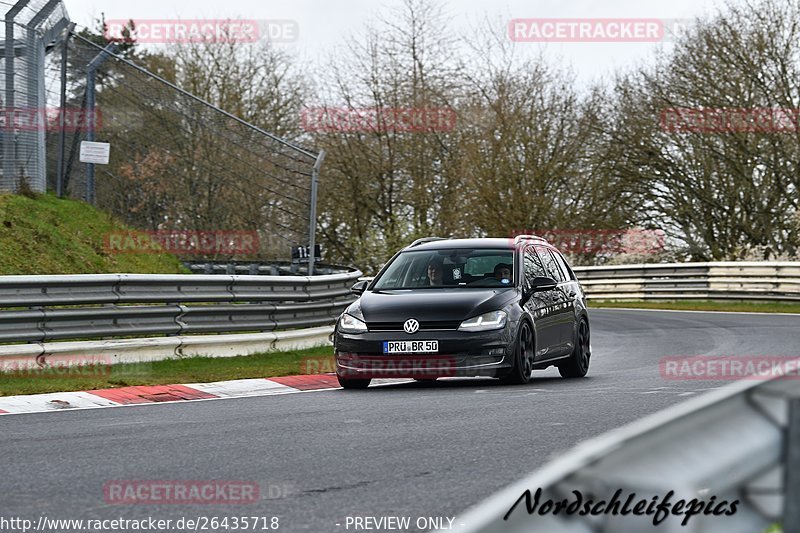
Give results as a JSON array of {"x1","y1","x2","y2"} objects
[
  {"x1": 558, "y1": 318, "x2": 590, "y2": 378},
  {"x1": 338, "y1": 376, "x2": 371, "y2": 389},
  {"x1": 500, "y1": 321, "x2": 534, "y2": 385}
]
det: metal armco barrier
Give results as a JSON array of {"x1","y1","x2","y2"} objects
[
  {"x1": 0, "y1": 327, "x2": 336, "y2": 367},
  {"x1": 1, "y1": 261, "x2": 798, "y2": 349},
  {"x1": 572, "y1": 261, "x2": 800, "y2": 301},
  {"x1": 183, "y1": 261, "x2": 347, "y2": 277},
  {"x1": 449, "y1": 363, "x2": 800, "y2": 533},
  {"x1": 0, "y1": 270, "x2": 361, "y2": 343}
]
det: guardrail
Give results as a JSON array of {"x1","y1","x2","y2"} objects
[
  {"x1": 183, "y1": 261, "x2": 353, "y2": 277},
  {"x1": 2, "y1": 260, "x2": 798, "y2": 362},
  {"x1": 0, "y1": 326, "x2": 337, "y2": 367},
  {"x1": 572, "y1": 261, "x2": 800, "y2": 301},
  {"x1": 0, "y1": 271, "x2": 361, "y2": 343},
  {"x1": 449, "y1": 362, "x2": 800, "y2": 532}
]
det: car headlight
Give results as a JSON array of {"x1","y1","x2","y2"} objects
[
  {"x1": 339, "y1": 313, "x2": 368, "y2": 334},
  {"x1": 458, "y1": 310, "x2": 507, "y2": 332}
]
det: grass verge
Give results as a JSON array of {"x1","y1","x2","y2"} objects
[
  {"x1": 0, "y1": 345, "x2": 334, "y2": 397},
  {"x1": 588, "y1": 300, "x2": 800, "y2": 314},
  {"x1": 0, "y1": 192, "x2": 188, "y2": 274}
]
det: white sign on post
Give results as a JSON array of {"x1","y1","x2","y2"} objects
[{"x1": 79, "y1": 141, "x2": 111, "y2": 164}]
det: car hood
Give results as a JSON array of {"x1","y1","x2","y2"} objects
[{"x1": 356, "y1": 288, "x2": 517, "y2": 323}]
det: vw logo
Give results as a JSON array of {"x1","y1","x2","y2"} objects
[{"x1": 403, "y1": 319, "x2": 420, "y2": 334}]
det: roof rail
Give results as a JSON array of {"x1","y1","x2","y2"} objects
[
  {"x1": 406, "y1": 237, "x2": 448, "y2": 248},
  {"x1": 513, "y1": 234, "x2": 549, "y2": 245}
]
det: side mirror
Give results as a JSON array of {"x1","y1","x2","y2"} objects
[
  {"x1": 351, "y1": 280, "x2": 369, "y2": 295},
  {"x1": 530, "y1": 276, "x2": 558, "y2": 292}
]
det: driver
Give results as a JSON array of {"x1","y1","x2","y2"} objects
[
  {"x1": 427, "y1": 256, "x2": 444, "y2": 286},
  {"x1": 493, "y1": 263, "x2": 512, "y2": 283}
]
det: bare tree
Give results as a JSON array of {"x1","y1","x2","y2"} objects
[
  {"x1": 603, "y1": 0, "x2": 800, "y2": 260},
  {"x1": 458, "y1": 23, "x2": 640, "y2": 262},
  {"x1": 312, "y1": 0, "x2": 464, "y2": 272}
]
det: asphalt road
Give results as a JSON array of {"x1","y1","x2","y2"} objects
[{"x1": 1, "y1": 309, "x2": 799, "y2": 532}]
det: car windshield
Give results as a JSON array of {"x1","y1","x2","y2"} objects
[{"x1": 372, "y1": 248, "x2": 515, "y2": 289}]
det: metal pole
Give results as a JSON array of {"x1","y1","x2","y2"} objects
[
  {"x1": 24, "y1": 0, "x2": 59, "y2": 193},
  {"x1": 3, "y1": 1, "x2": 30, "y2": 192},
  {"x1": 785, "y1": 396, "x2": 800, "y2": 533},
  {"x1": 56, "y1": 24, "x2": 74, "y2": 198},
  {"x1": 85, "y1": 43, "x2": 116, "y2": 205},
  {"x1": 307, "y1": 150, "x2": 325, "y2": 276}
]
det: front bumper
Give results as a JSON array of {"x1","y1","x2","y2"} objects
[{"x1": 334, "y1": 327, "x2": 515, "y2": 379}]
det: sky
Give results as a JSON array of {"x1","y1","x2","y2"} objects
[{"x1": 60, "y1": 0, "x2": 730, "y2": 86}]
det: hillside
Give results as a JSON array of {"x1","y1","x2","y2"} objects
[{"x1": 0, "y1": 193, "x2": 188, "y2": 275}]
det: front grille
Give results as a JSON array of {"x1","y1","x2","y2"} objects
[{"x1": 367, "y1": 320, "x2": 461, "y2": 331}]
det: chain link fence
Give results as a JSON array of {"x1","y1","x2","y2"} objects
[
  {"x1": 3, "y1": 1, "x2": 324, "y2": 267},
  {"x1": 52, "y1": 33, "x2": 321, "y2": 263},
  {"x1": 1, "y1": 0, "x2": 70, "y2": 192}
]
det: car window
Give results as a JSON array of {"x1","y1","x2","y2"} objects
[
  {"x1": 535, "y1": 246, "x2": 565, "y2": 282},
  {"x1": 553, "y1": 251, "x2": 575, "y2": 281},
  {"x1": 375, "y1": 254, "x2": 411, "y2": 288},
  {"x1": 523, "y1": 246, "x2": 547, "y2": 290},
  {"x1": 372, "y1": 248, "x2": 515, "y2": 289},
  {"x1": 464, "y1": 254, "x2": 513, "y2": 277}
]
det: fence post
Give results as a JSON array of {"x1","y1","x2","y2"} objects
[
  {"x1": 23, "y1": 0, "x2": 60, "y2": 193},
  {"x1": 307, "y1": 150, "x2": 326, "y2": 276},
  {"x1": 85, "y1": 43, "x2": 116, "y2": 205},
  {"x1": 56, "y1": 23, "x2": 75, "y2": 197},
  {"x1": 785, "y1": 396, "x2": 800, "y2": 533},
  {"x1": 3, "y1": 1, "x2": 30, "y2": 193}
]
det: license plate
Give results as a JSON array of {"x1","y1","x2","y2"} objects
[{"x1": 383, "y1": 340, "x2": 439, "y2": 354}]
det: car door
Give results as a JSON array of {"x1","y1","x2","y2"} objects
[
  {"x1": 535, "y1": 246, "x2": 573, "y2": 356},
  {"x1": 552, "y1": 249, "x2": 582, "y2": 353},
  {"x1": 522, "y1": 245, "x2": 560, "y2": 359}
]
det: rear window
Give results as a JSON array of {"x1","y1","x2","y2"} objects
[
  {"x1": 552, "y1": 250, "x2": 575, "y2": 281},
  {"x1": 535, "y1": 246, "x2": 565, "y2": 282}
]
